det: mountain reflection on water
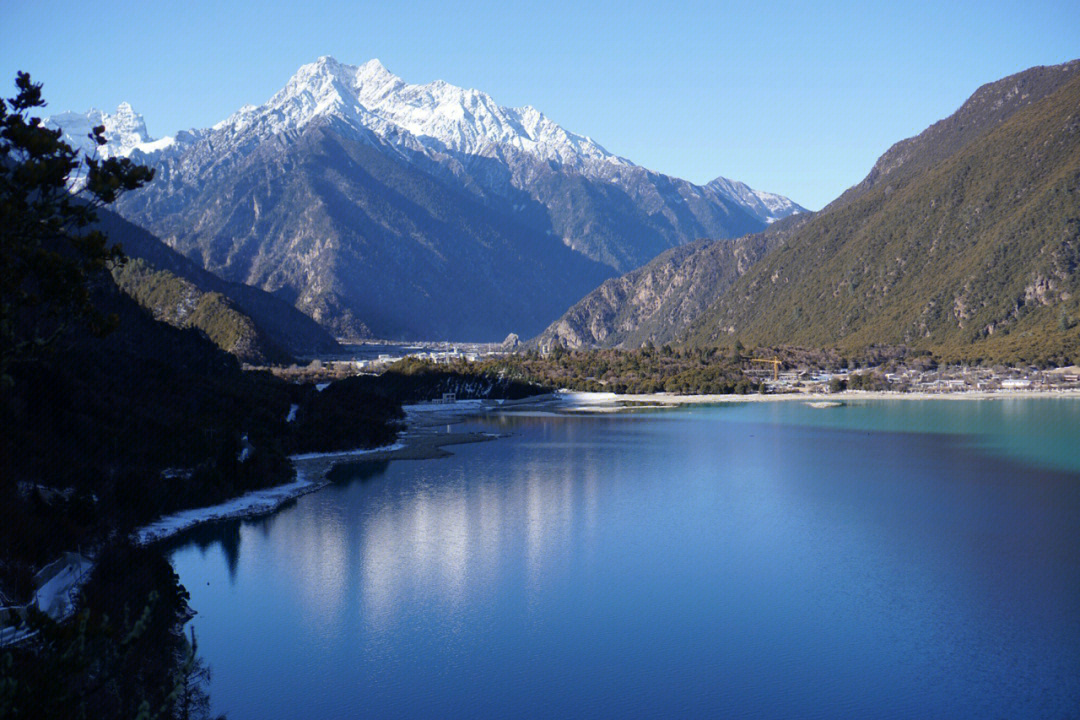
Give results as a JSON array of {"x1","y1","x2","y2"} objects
[{"x1": 169, "y1": 401, "x2": 1080, "y2": 720}]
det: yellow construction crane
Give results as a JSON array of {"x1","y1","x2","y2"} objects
[{"x1": 751, "y1": 356, "x2": 782, "y2": 381}]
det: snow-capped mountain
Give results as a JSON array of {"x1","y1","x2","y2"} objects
[
  {"x1": 44, "y1": 103, "x2": 177, "y2": 159},
  {"x1": 85, "y1": 56, "x2": 806, "y2": 340},
  {"x1": 214, "y1": 58, "x2": 803, "y2": 228},
  {"x1": 64, "y1": 57, "x2": 801, "y2": 228},
  {"x1": 707, "y1": 176, "x2": 806, "y2": 224},
  {"x1": 219, "y1": 56, "x2": 626, "y2": 171}
]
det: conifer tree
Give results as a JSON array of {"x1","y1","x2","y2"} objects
[{"x1": 0, "y1": 71, "x2": 154, "y2": 385}]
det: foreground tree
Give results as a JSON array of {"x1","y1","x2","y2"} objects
[
  {"x1": 0, "y1": 543, "x2": 218, "y2": 719},
  {"x1": 0, "y1": 71, "x2": 153, "y2": 385}
]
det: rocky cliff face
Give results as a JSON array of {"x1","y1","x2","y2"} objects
[{"x1": 532, "y1": 215, "x2": 810, "y2": 350}]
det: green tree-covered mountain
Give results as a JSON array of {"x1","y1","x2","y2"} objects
[
  {"x1": 95, "y1": 209, "x2": 339, "y2": 362},
  {"x1": 687, "y1": 62, "x2": 1080, "y2": 363},
  {"x1": 537, "y1": 59, "x2": 1080, "y2": 364},
  {"x1": 111, "y1": 257, "x2": 293, "y2": 364}
]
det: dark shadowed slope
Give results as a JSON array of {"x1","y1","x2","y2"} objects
[{"x1": 95, "y1": 208, "x2": 338, "y2": 361}]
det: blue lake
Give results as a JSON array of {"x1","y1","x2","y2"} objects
[{"x1": 168, "y1": 398, "x2": 1080, "y2": 719}]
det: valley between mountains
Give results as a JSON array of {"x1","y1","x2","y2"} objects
[
  {"x1": 43, "y1": 56, "x2": 1080, "y2": 365},
  {"x1": 48, "y1": 57, "x2": 802, "y2": 343},
  {"x1": 6, "y1": 9, "x2": 1080, "y2": 717},
  {"x1": 535, "y1": 59, "x2": 1080, "y2": 364}
]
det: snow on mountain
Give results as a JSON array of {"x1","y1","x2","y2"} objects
[
  {"x1": 706, "y1": 176, "x2": 806, "y2": 224},
  {"x1": 99, "y1": 55, "x2": 810, "y2": 340},
  {"x1": 213, "y1": 56, "x2": 629, "y2": 172},
  {"x1": 43, "y1": 102, "x2": 175, "y2": 159},
  {"x1": 216, "y1": 57, "x2": 807, "y2": 223},
  {"x1": 45, "y1": 57, "x2": 803, "y2": 229},
  {"x1": 202, "y1": 56, "x2": 804, "y2": 237}
]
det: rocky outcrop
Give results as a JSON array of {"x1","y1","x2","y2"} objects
[{"x1": 533, "y1": 215, "x2": 810, "y2": 350}]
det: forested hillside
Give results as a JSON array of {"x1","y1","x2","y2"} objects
[
  {"x1": 95, "y1": 209, "x2": 339, "y2": 361},
  {"x1": 687, "y1": 67, "x2": 1080, "y2": 364},
  {"x1": 535, "y1": 59, "x2": 1080, "y2": 365}
]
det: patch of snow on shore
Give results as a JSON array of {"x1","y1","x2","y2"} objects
[
  {"x1": 134, "y1": 442, "x2": 404, "y2": 544},
  {"x1": 33, "y1": 554, "x2": 94, "y2": 621},
  {"x1": 289, "y1": 442, "x2": 405, "y2": 462},
  {"x1": 556, "y1": 390, "x2": 619, "y2": 406},
  {"x1": 134, "y1": 477, "x2": 320, "y2": 545},
  {"x1": 402, "y1": 399, "x2": 488, "y2": 413}
]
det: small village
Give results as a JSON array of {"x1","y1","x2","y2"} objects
[
  {"x1": 754, "y1": 364, "x2": 1080, "y2": 395},
  {"x1": 270, "y1": 341, "x2": 1080, "y2": 398}
]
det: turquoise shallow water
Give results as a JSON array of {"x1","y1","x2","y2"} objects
[
  {"x1": 168, "y1": 399, "x2": 1080, "y2": 719},
  {"x1": 696, "y1": 396, "x2": 1080, "y2": 474}
]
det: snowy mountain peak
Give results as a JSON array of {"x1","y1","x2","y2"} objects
[
  {"x1": 43, "y1": 103, "x2": 163, "y2": 159},
  {"x1": 355, "y1": 57, "x2": 393, "y2": 80},
  {"x1": 226, "y1": 56, "x2": 628, "y2": 170},
  {"x1": 102, "y1": 102, "x2": 151, "y2": 153},
  {"x1": 706, "y1": 176, "x2": 806, "y2": 224},
  {"x1": 59, "y1": 57, "x2": 804, "y2": 242}
]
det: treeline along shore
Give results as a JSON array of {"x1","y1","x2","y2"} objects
[{"x1": 287, "y1": 343, "x2": 1080, "y2": 398}]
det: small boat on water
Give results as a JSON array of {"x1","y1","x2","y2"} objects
[{"x1": 806, "y1": 400, "x2": 845, "y2": 408}]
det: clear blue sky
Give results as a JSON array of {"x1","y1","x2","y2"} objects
[{"x1": 3, "y1": 0, "x2": 1078, "y2": 209}]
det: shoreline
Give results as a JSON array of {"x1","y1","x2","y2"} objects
[
  {"x1": 133, "y1": 402, "x2": 508, "y2": 545},
  {"x1": 547, "y1": 387, "x2": 1080, "y2": 411},
  {"x1": 134, "y1": 443, "x2": 404, "y2": 545},
  {"x1": 134, "y1": 386, "x2": 1080, "y2": 544}
]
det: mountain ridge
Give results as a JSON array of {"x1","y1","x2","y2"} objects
[
  {"x1": 685, "y1": 67, "x2": 1080, "y2": 362},
  {"x1": 53, "y1": 56, "x2": 802, "y2": 225},
  {"x1": 534, "y1": 59, "x2": 1080, "y2": 362},
  {"x1": 93, "y1": 208, "x2": 340, "y2": 359},
  {"x1": 830, "y1": 58, "x2": 1080, "y2": 211},
  {"x1": 46, "y1": 56, "x2": 804, "y2": 340}
]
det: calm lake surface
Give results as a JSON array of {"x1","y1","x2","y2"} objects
[{"x1": 168, "y1": 398, "x2": 1080, "y2": 719}]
